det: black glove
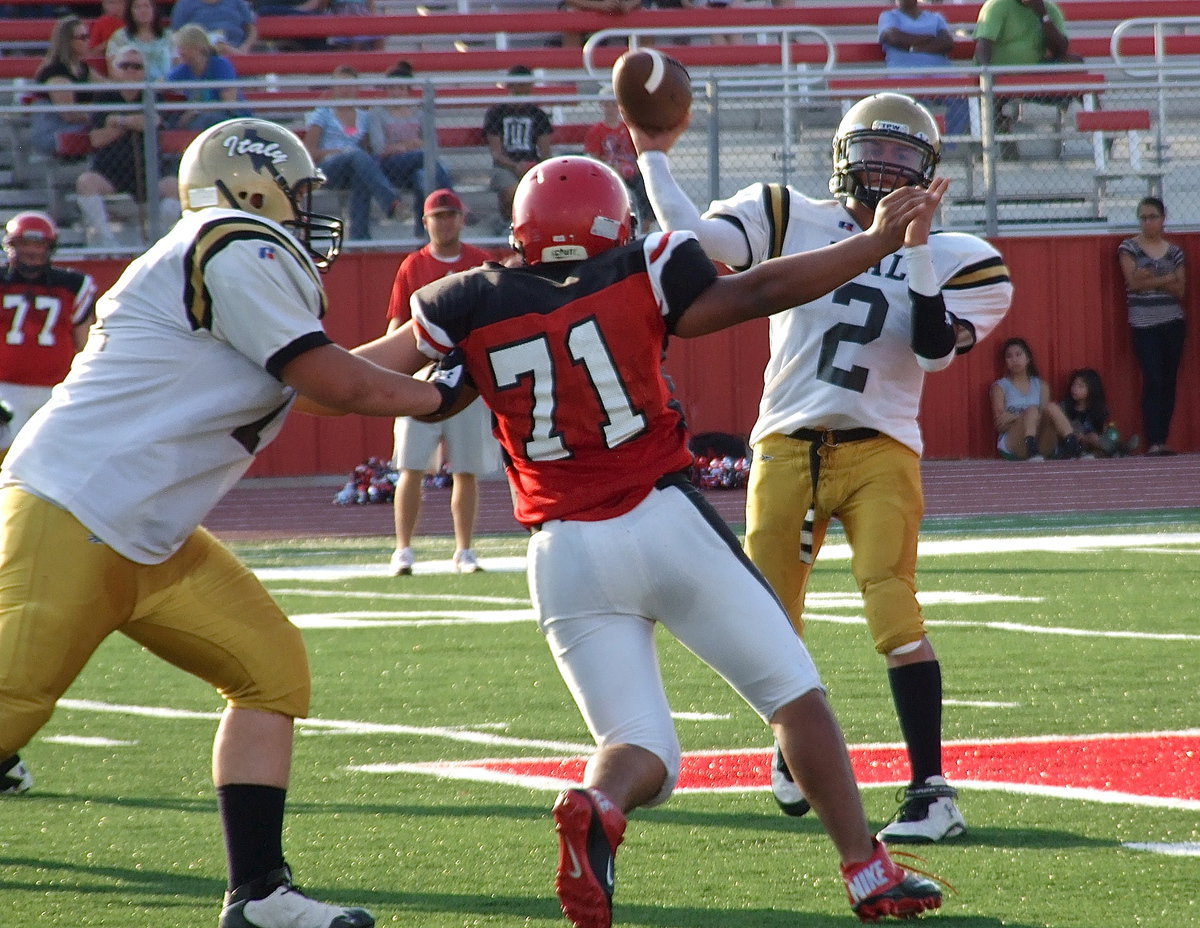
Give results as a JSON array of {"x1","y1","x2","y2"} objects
[
  {"x1": 421, "y1": 347, "x2": 475, "y2": 420},
  {"x1": 0, "y1": 400, "x2": 13, "y2": 427}
]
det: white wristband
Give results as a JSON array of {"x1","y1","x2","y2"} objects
[{"x1": 905, "y1": 244, "x2": 940, "y2": 296}]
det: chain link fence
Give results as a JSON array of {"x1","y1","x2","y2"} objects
[{"x1": 2, "y1": 60, "x2": 1198, "y2": 253}]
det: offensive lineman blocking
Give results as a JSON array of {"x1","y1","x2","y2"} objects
[{"x1": 0, "y1": 118, "x2": 458, "y2": 928}]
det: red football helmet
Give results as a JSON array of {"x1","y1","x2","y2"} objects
[
  {"x1": 511, "y1": 156, "x2": 633, "y2": 265},
  {"x1": 3, "y1": 211, "x2": 57, "y2": 274}
]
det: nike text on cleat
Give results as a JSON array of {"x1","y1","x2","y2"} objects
[
  {"x1": 388, "y1": 547, "x2": 414, "y2": 576},
  {"x1": 878, "y1": 775, "x2": 967, "y2": 844},
  {"x1": 218, "y1": 865, "x2": 374, "y2": 928},
  {"x1": 842, "y1": 838, "x2": 942, "y2": 922},
  {"x1": 552, "y1": 787, "x2": 627, "y2": 928},
  {"x1": 769, "y1": 742, "x2": 811, "y2": 817},
  {"x1": 0, "y1": 755, "x2": 33, "y2": 795}
]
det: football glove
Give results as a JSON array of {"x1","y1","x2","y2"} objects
[{"x1": 421, "y1": 347, "x2": 475, "y2": 420}]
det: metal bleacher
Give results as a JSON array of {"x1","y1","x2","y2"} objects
[{"x1": 2, "y1": 1, "x2": 1199, "y2": 252}]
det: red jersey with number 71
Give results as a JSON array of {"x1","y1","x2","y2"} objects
[{"x1": 411, "y1": 231, "x2": 717, "y2": 527}]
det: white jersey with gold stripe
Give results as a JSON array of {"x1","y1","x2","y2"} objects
[
  {"x1": 705, "y1": 185, "x2": 1012, "y2": 453},
  {"x1": 1, "y1": 208, "x2": 329, "y2": 564}
]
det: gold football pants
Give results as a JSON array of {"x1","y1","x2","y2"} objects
[
  {"x1": 745, "y1": 431, "x2": 926, "y2": 654},
  {"x1": 0, "y1": 487, "x2": 311, "y2": 757}
]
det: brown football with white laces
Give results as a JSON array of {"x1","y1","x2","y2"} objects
[{"x1": 611, "y1": 48, "x2": 692, "y2": 133}]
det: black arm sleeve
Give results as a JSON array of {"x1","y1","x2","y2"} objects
[{"x1": 909, "y1": 289, "x2": 956, "y2": 360}]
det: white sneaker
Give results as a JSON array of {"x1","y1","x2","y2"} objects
[
  {"x1": 769, "y1": 742, "x2": 811, "y2": 816},
  {"x1": 219, "y1": 865, "x2": 374, "y2": 928},
  {"x1": 388, "y1": 547, "x2": 414, "y2": 576},
  {"x1": 453, "y1": 548, "x2": 483, "y2": 573},
  {"x1": 0, "y1": 755, "x2": 33, "y2": 794},
  {"x1": 877, "y1": 775, "x2": 967, "y2": 844}
]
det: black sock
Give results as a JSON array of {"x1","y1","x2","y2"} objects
[
  {"x1": 888, "y1": 660, "x2": 944, "y2": 786},
  {"x1": 1024, "y1": 435, "x2": 1038, "y2": 458},
  {"x1": 217, "y1": 784, "x2": 287, "y2": 893}
]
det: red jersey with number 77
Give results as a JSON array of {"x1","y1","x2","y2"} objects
[
  {"x1": 0, "y1": 265, "x2": 96, "y2": 386},
  {"x1": 410, "y1": 231, "x2": 717, "y2": 527}
]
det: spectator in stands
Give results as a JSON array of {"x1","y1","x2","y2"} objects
[
  {"x1": 326, "y1": 0, "x2": 383, "y2": 52},
  {"x1": 249, "y1": 0, "x2": 329, "y2": 51},
  {"x1": 31, "y1": 15, "x2": 98, "y2": 157},
  {"x1": 559, "y1": 0, "x2": 641, "y2": 49},
  {"x1": 584, "y1": 94, "x2": 653, "y2": 228},
  {"x1": 1118, "y1": 196, "x2": 1187, "y2": 457},
  {"x1": 973, "y1": 0, "x2": 1079, "y2": 157},
  {"x1": 86, "y1": 0, "x2": 128, "y2": 58},
  {"x1": 878, "y1": 0, "x2": 969, "y2": 143},
  {"x1": 167, "y1": 24, "x2": 249, "y2": 130},
  {"x1": 170, "y1": 0, "x2": 258, "y2": 56},
  {"x1": 483, "y1": 65, "x2": 554, "y2": 233},
  {"x1": 365, "y1": 62, "x2": 454, "y2": 239},
  {"x1": 107, "y1": 0, "x2": 177, "y2": 82},
  {"x1": 302, "y1": 65, "x2": 402, "y2": 242},
  {"x1": 990, "y1": 336, "x2": 1078, "y2": 461},
  {"x1": 74, "y1": 46, "x2": 182, "y2": 249}
]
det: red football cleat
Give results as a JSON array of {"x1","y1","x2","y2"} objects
[
  {"x1": 552, "y1": 787, "x2": 627, "y2": 928},
  {"x1": 841, "y1": 838, "x2": 943, "y2": 922}
]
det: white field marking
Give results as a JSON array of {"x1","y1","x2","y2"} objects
[
  {"x1": 255, "y1": 556, "x2": 527, "y2": 580},
  {"x1": 671, "y1": 711, "x2": 732, "y2": 721},
  {"x1": 807, "y1": 591, "x2": 1040, "y2": 608},
  {"x1": 289, "y1": 592, "x2": 1035, "y2": 631},
  {"x1": 43, "y1": 735, "x2": 137, "y2": 747},
  {"x1": 291, "y1": 609, "x2": 535, "y2": 628},
  {"x1": 269, "y1": 587, "x2": 530, "y2": 605},
  {"x1": 958, "y1": 781, "x2": 1200, "y2": 811},
  {"x1": 358, "y1": 730, "x2": 1200, "y2": 810},
  {"x1": 55, "y1": 697, "x2": 593, "y2": 753},
  {"x1": 251, "y1": 533, "x2": 1200, "y2": 583},
  {"x1": 944, "y1": 699, "x2": 1021, "y2": 708},
  {"x1": 1123, "y1": 842, "x2": 1200, "y2": 857},
  {"x1": 801, "y1": 611, "x2": 1200, "y2": 642}
]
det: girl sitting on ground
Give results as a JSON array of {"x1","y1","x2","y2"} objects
[
  {"x1": 1058, "y1": 368, "x2": 1139, "y2": 458},
  {"x1": 990, "y1": 337, "x2": 1080, "y2": 460}
]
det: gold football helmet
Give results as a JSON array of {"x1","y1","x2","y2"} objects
[
  {"x1": 178, "y1": 117, "x2": 343, "y2": 269},
  {"x1": 830, "y1": 93, "x2": 941, "y2": 208}
]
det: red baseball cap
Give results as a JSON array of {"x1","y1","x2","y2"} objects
[{"x1": 423, "y1": 189, "x2": 465, "y2": 216}]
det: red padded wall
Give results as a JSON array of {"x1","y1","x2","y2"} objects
[{"x1": 71, "y1": 229, "x2": 1198, "y2": 475}]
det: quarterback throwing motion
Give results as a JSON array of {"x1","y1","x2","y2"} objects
[
  {"x1": 637, "y1": 93, "x2": 1013, "y2": 842},
  {"x1": 356, "y1": 156, "x2": 948, "y2": 926},
  {"x1": 0, "y1": 118, "x2": 455, "y2": 928}
]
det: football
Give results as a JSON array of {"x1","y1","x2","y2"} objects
[
  {"x1": 411, "y1": 358, "x2": 478, "y2": 424},
  {"x1": 611, "y1": 48, "x2": 692, "y2": 134}
]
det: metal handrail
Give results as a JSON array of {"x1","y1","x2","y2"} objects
[
  {"x1": 1111, "y1": 16, "x2": 1200, "y2": 77},
  {"x1": 581, "y1": 25, "x2": 838, "y2": 77}
]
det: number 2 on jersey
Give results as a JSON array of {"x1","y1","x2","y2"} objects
[
  {"x1": 816, "y1": 281, "x2": 888, "y2": 393},
  {"x1": 488, "y1": 316, "x2": 649, "y2": 462}
]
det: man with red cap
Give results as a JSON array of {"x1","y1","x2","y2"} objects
[{"x1": 384, "y1": 189, "x2": 498, "y2": 575}]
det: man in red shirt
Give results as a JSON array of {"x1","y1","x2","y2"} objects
[
  {"x1": 356, "y1": 155, "x2": 950, "y2": 927},
  {"x1": 384, "y1": 189, "x2": 497, "y2": 575},
  {"x1": 0, "y1": 212, "x2": 96, "y2": 462},
  {"x1": 584, "y1": 96, "x2": 653, "y2": 229}
]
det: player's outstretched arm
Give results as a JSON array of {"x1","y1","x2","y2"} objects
[
  {"x1": 284, "y1": 343, "x2": 443, "y2": 418},
  {"x1": 675, "y1": 184, "x2": 942, "y2": 338}
]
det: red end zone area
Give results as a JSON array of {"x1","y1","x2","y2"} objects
[{"x1": 374, "y1": 732, "x2": 1200, "y2": 809}]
